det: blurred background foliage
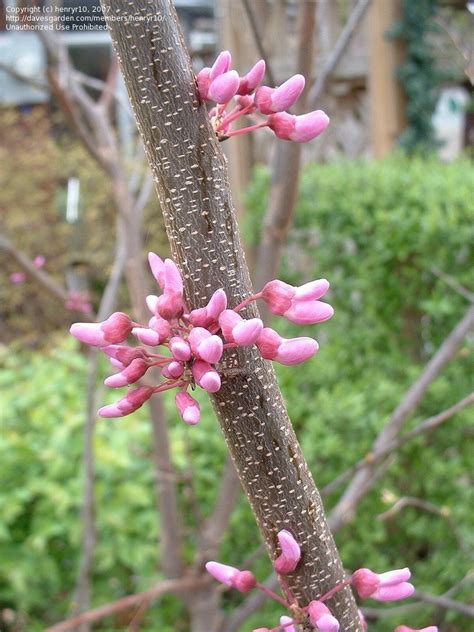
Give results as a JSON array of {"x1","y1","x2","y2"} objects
[{"x1": 1, "y1": 153, "x2": 472, "y2": 630}]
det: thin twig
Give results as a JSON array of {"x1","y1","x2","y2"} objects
[
  {"x1": 430, "y1": 266, "x2": 474, "y2": 303},
  {"x1": 322, "y1": 393, "x2": 474, "y2": 496},
  {"x1": 45, "y1": 577, "x2": 209, "y2": 632},
  {"x1": 241, "y1": 0, "x2": 276, "y2": 86},
  {"x1": 329, "y1": 305, "x2": 474, "y2": 533},
  {"x1": 308, "y1": 0, "x2": 372, "y2": 106}
]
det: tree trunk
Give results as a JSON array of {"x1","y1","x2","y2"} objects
[{"x1": 100, "y1": 2, "x2": 361, "y2": 629}]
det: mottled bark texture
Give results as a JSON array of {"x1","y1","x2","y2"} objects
[{"x1": 100, "y1": 2, "x2": 361, "y2": 629}]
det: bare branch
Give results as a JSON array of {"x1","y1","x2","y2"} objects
[
  {"x1": 241, "y1": 0, "x2": 276, "y2": 86},
  {"x1": 322, "y1": 393, "x2": 474, "y2": 496},
  {"x1": 329, "y1": 305, "x2": 474, "y2": 532},
  {"x1": 0, "y1": 61, "x2": 48, "y2": 91},
  {"x1": 430, "y1": 266, "x2": 474, "y2": 303},
  {"x1": 0, "y1": 233, "x2": 94, "y2": 317},
  {"x1": 308, "y1": 0, "x2": 372, "y2": 106},
  {"x1": 45, "y1": 577, "x2": 209, "y2": 632}
]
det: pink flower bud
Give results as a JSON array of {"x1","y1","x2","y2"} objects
[
  {"x1": 157, "y1": 291, "x2": 184, "y2": 320},
  {"x1": 255, "y1": 327, "x2": 282, "y2": 359},
  {"x1": 395, "y1": 627, "x2": 438, "y2": 632},
  {"x1": 352, "y1": 567, "x2": 414, "y2": 602},
  {"x1": 131, "y1": 327, "x2": 161, "y2": 346},
  {"x1": 261, "y1": 280, "x2": 295, "y2": 314},
  {"x1": 33, "y1": 255, "x2": 45, "y2": 268},
  {"x1": 280, "y1": 616, "x2": 296, "y2": 632},
  {"x1": 192, "y1": 360, "x2": 221, "y2": 393},
  {"x1": 170, "y1": 336, "x2": 191, "y2": 362},
  {"x1": 294, "y1": 279, "x2": 330, "y2": 301},
  {"x1": 98, "y1": 386, "x2": 154, "y2": 418},
  {"x1": 9, "y1": 271, "x2": 26, "y2": 284},
  {"x1": 210, "y1": 50, "x2": 232, "y2": 80},
  {"x1": 206, "y1": 288, "x2": 228, "y2": 320},
  {"x1": 146, "y1": 294, "x2": 160, "y2": 314},
  {"x1": 189, "y1": 289, "x2": 227, "y2": 327},
  {"x1": 148, "y1": 252, "x2": 165, "y2": 287},
  {"x1": 197, "y1": 66, "x2": 212, "y2": 100},
  {"x1": 205, "y1": 561, "x2": 256, "y2": 593},
  {"x1": 208, "y1": 70, "x2": 240, "y2": 104},
  {"x1": 198, "y1": 335, "x2": 224, "y2": 364},
  {"x1": 102, "y1": 345, "x2": 148, "y2": 366},
  {"x1": 70, "y1": 322, "x2": 107, "y2": 346},
  {"x1": 273, "y1": 529, "x2": 301, "y2": 574},
  {"x1": 162, "y1": 361, "x2": 184, "y2": 379},
  {"x1": 101, "y1": 312, "x2": 133, "y2": 344},
  {"x1": 104, "y1": 358, "x2": 149, "y2": 388},
  {"x1": 175, "y1": 392, "x2": 200, "y2": 425},
  {"x1": 109, "y1": 358, "x2": 125, "y2": 370},
  {"x1": 218, "y1": 309, "x2": 242, "y2": 342},
  {"x1": 255, "y1": 74, "x2": 305, "y2": 114},
  {"x1": 308, "y1": 602, "x2": 340, "y2": 632},
  {"x1": 236, "y1": 94, "x2": 255, "y2": 109},
  {"x1": 274, "y1": 337, "x2": 319, "y2": 365},
  {"x1": 163, "y1": 258, "x2": 183, "y2": 294},
  {"x1": 283, "y1": 301, "x2": 334, "y2": 325},
  {"x1": 237, "y1": 59, "x2": 266, "y2": 95},
  {"x1": 148, "y1": 316, "x2": 171, "y2": 341},
  {"x1": 232, "y1": 318, "x2": 263, "y2": 346},
  {"x1": 268, "y1": 110, "x2": 330, "y2": 143}
]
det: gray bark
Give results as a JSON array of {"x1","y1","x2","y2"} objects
[{"x1": 100, "y1": 1, "x2": 361, "y2": 629}]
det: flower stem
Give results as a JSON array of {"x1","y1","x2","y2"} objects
[
  {"x1": 255, "y1": 582, "x2": 290, "y2": 609},
  {"x1": 233, "y1": 292, "x2": 262, "y2": 313}
]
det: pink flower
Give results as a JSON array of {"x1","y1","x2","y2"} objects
[
  {"x1": 132, "y1": 327, "x2": 162, "y2": 346},
  {"x1": 268, "y1": 110, "x2": 330, "y2": 143},
  {"x1": 148, "y1": 315, "x2": 171, "y2": 340},
  {"x1": 256, "y1": 328, "x2": 318, "y2": 365},
  {"x1": 261, "y1": 279, "x2": 333, "y2": 324},
  {"x1": 192, "y1": 360, "x2": 221, "y2": 393},
  {"x1": 33, "y1": 255, "x2": 45, "y2": 268},
  {"x1": 148, "y1": 252, "x2": 165, "y2": 287},
  {"x1": 175, "y1": 392, "x2": 200, "y2": 425},
  {"x1": 352, "y1": 568, "x2": 414, "y2": 602},
  {"x1": 70, "y1": 312, "x2": 133, "y2": 346},
  {"x1": 255, "y1": 74, "x2": 305, "y2": 114},
  {"x1": 307, "y1": 601, "x2": 340, "y2": 632},
  {"x1": 104, "y1": 358, "x2": 150, "y2": 388},
  {"x1": 9, "y1": 271, "x2": 26, "y2": 284},
  {"x1": 188, "y1": 327, "x2": 224, "y2": 364},
  {"x1": 197, "y1": 51, "x2": 232, "y2": 101},
  {"x1": 237, "y1": 59, "x2": 266, "y2": 95},
  {"x1": 169, "y1": 336, "x2": 192, "y2": 362},
  {"x1": 156, "y1": 259, "x2": 185, "y2": 320},
  {"x1": 208, "y1": 70, "x2": 240, "y2": 104},
  {"x1": 219, "y1": 309, "x2": 263, "y2": 345},
  {"x1": 394, "y1": 626, "x2": 438, "y2": 632},
  {"x1": 98, "y1": 386, "x2": 154, "y2": 418},
  {"x1": 189, "y1": 288, "x2": 227, "y2": 327},
  {"x1": 102, "y1": 345, "x2": 148, "y2": 366},
  {"x1": 210, "y1": 50, "x2": 232, "y2": 80},
  {"x1": 162, "y1": 361, "x2": 184, "y2": 379},
  {"x1": 205, "y1": 561, "x2": 256, "y2": 593},
  {"x1": 280, "y1": 616, "x2": 296, "y2": 632},
  {"x1": 273, "y1": 529, "x2": 301, "y2": 574}
]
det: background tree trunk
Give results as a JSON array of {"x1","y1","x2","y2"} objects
[{"x1": 100, "y1": 2, "x2": 361, "y2": 629}]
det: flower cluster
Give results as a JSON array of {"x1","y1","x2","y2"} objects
[
  {"x1": 206, "y1": 530, "x2": 437, "y2": 632},
  {"x1": 70, "y1": 253, "x2": 333, "y2": 424},
  {"x1": 197, "y1": 50, "x2": 330, "y2": 143}
]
